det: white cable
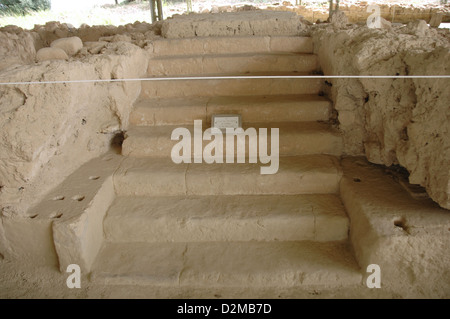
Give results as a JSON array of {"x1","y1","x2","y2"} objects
[{"x1": 0, "y1": 75, "x2": 449, "y2": 86}]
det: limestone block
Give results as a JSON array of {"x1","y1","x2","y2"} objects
[
  {"x1": 104, "y1": 194, "x2": 349, "y2": 243},
  {"x1": 36, "y1": 47, "x2": 69, "y2": 61},
  {"x1": 26, "y1": 153, "x2": 122, "y2": 272},
  {"x1": 429, "y1": 13, "x2": 444, "y2": 28},
  {"x1": 91, "y1": 241, "x2": 362, "y2": 287},
  {"x1": 340, "y1": 157, "x2": 450, "y2": 297},
  {"x1": 83, "y1": 41, "x2": 107, "y2": 54},
  {"x1": 50, "y1": 36, "x2": 83, "y2": 56},
  {"x1": 405, "y1": 20, "x2": 429, "y2": 37},
  {"x1": 380, "y1": 17, "x2": 392, "y2": 29},
  {"x1": 330, "y1": 11, "x2": 349, "y2": 29}
]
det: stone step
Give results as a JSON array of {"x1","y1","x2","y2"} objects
[
  {"x1": 122, "y1": 122, "x2": 342, "y2": 158},
  {"x1": 160, "y1": 11, "x2": 308, "y2": 38},
  {"x1": 150, "y1": 36, "x2": 313, "y2": 56},
  {"x1": 130, "y1": 95, "x2": 332, "y2": 126},
  {"x1": 140, "y1": 73, "x2": 323, "y2": 98},
  {"x1": 104, "y1": 194, "x2": 349, "y2": 243},
  {"x1": 148, "y1": 53, "x2": 318, "y2": 76},
  {"x1": 113, "y1": 155, "x2": 342, "y2": 196},
  {"x1": 91, "y1": 241, "x2": 362, "y2": 287}
]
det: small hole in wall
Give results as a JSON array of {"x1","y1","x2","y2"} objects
[
  {"x1": 52, "y1": 196, "x2": 65, "y2": 201},
  {"x1": 394, "y1": 218, "x2": 408, "y2": 233},
  {"x1": 72, "y1": 195, "x2": 85, "y2": 202},
  {"x1": 50, "y1": 212, "x2": 63, "y2": 219},
  {"x1": 353, "y1": 178, "x2": 361, "y2": 183},
  {"x1": 110, "y1": 131, "x2": 125, "y2": 154},
  {"x1": 89, "y1": 176, "x2": 100, "y2": 180},
  {"x1": 29, "y1": 214, "x2": 38, "y2": 219}
]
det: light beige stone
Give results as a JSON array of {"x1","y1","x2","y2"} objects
[
  {"x1": 312, "y1": 23, "x2": 450, "y2": 209},
  {"x1": 91, "y1": 241, "x2": 361, "y2": 287},
  {"x1": 149, "y1": 36, "x2": 313, "y2": 56},
  {"x1": 36, "y1": 47, "x2": 69, "y2": 61},
  {"x1": 330, "y1": 11, "x2": 349, "y2": 29},
  {"x1": 130, "y1": 95, "x2": 331, "y2": 126},
  {"x1": 0, "y1": 31, "x2": 37, "y2": 71},
  {"x1": 0, "y1": 42, "x2": 147, "y2": 217},
  {"x1": 141, "y1": 76, "x2": 322, "y2": 98},
  {"x1": 148, "y1": 52, "x2": 318, "y2": 75},
  {"x1": 50, "y1": 36, "x2": 83, "y2": 56},
  {"x1": 161, "y1": 11, "x2": 308, "y2": 38},
  {"x1": 122, "y1": 122, "x2": 342, "y2": 158},
  {"x1": 113, "y1": 155, "x2": 342, "y2": 196},
  {"x1": 340, "y1": 157, "x2": 450, "y2": 297},
  {"x1": 104, "y1": 194, "x2": 349, "y2": 243},
  {"x1": 429, "y1": 12, "x2": 444, "y2": 28}
]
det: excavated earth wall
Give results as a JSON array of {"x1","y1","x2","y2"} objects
[{"x1": 312, "y1": 21, "x2": 450, "y2": 209}]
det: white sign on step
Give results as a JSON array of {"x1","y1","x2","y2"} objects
[{"x1": 212, "y1": 114, "x2": 242, "y2": 131}]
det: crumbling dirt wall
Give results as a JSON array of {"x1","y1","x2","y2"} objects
[
  {"x1": 312, "y1": 22, "x2": 450, "y2": 210},
  {"x1": 205, "y1": 2, "x2": 450, "y2": 24},
  {"x1": 0, "y1": 37, "x2": 148, "y2": 219},
  {"x1": 279, "y1": 2, "x2": 450, "y2": 24}
]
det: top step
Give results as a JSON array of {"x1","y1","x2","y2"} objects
[
  {"x1": 149, "y1": 36, "x2": 313, "y2": 56},
  {"x1": 160, "y1": 11, "x2": 309, "y2": 38}
]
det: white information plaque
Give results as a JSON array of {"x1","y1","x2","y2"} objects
[{"x1": 212, "y1": 114, "x2": 242, "y2": 131}]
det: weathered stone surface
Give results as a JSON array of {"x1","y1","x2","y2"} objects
[
  {"x1": 429, "y1": 13, "x2": 444, "y2": 28},
  {"x1": 405, "y1": 20, "x2": 431, "y2": 37},
  {"x1": 340, "y1": 157, "x2": 450, "y2": 297},
  {"x1": 91, "y1": 241, "x2": 361, "y2": 287},
  {"x1": 0, "y1": 42, "x2": 147, "y2": 217},
  {"x1": 130, "y1": 95, "x2": 331, "y2": 126},
  {"x1": 149, "y1": 36, "x2": 313, "y2": 56},
  {"x1": 329, "y1": 11, "x2": 349, "y2": 28},
  {"x1": 0, "y1": 31, "x2": 37, "y2": 70},
  {"x1": 161, "y1": 11, "x2": 309, "y2": 38},
  {"x1": 312, "y1": 23, "x2": 450, "y2": 209},
  {"x1": 148, "y1": 52, "x2": 318, "y2": 75},
  {"x1": 113, "y1": 156, "x2": 343, "y2": 196},
  {"x1": 105, "y1": 194, "x2": 349, "y2": 243},
  {"x1": 50, "y1": 36, "x2": 83, "y2": 56},
  {"x1": 140, "y1": 76, "x2": 322, "y2": 98},
  {"x1": 36, "y1": 47, "x2": 69, "y2": 61},
  {"x1": 122, "y1": 122, "x2": 342, "y2": 158}
]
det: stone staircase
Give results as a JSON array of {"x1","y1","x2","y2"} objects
[{"x1": 90, "y1": 36, "x2": 363, "y2": 288}]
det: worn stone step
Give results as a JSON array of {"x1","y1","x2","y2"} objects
[
  {"x1": 130, "y1": 95, "x2": 331, "y2": 126},
  {"x1": 161, "y1": 11, "x2": 308, "y2": 38},
  {"x1": 113, "y1": 155, "x2": 342, "y2": 196},
  {"x1": 91, "y1": 241, "x2": 362, "y2": 287},
  {"x1": 122, "y1": 122, "x2": 342, "y2": 158},
  {"x1": 149, "y1": 36, "x2": 313, "y2": 56},
  {"x1": 104, "y1": 194, "x2": 349, "y2": 243},
  {"x1": 148, "y1": 53, "x2": 318, "y2": 75},
  {"x1": 140, "y1": 73, "x2": 323, "y2": 98}
]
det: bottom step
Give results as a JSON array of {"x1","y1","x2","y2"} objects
[{"x1": 91, "y1": 241, "x2": 362, "y2": 288}]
